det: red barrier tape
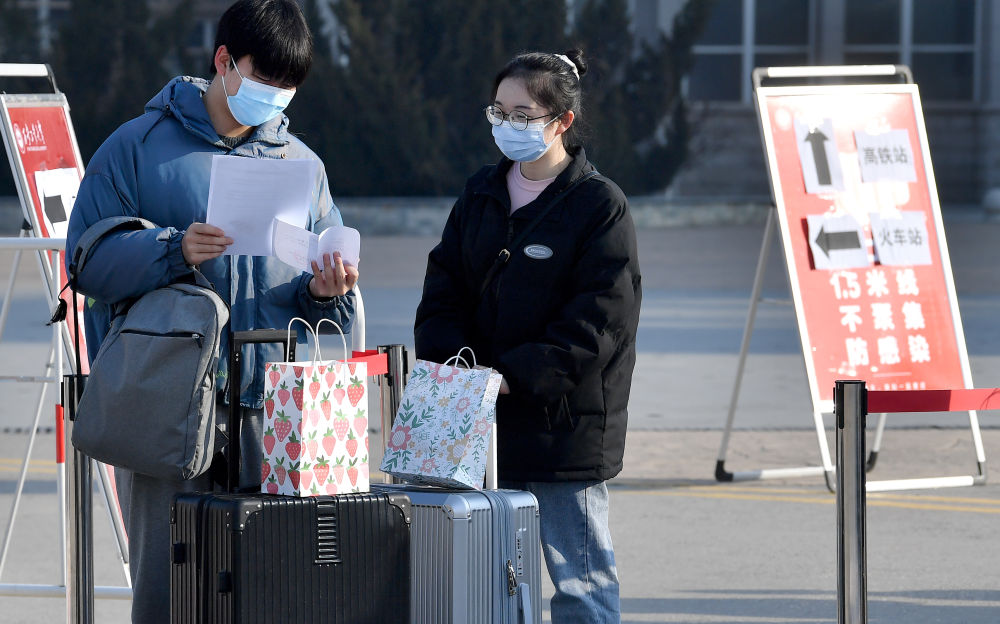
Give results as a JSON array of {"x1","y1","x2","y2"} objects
[
  {"x1": 867, "y1": 388, "x2": 1000, "y2": 413},
  {"x1": 55, "y1": 404, "x2": 64, "y2": 464}
]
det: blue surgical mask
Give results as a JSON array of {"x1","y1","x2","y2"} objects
[
  {"x1": 492, "y1": 117, "x2": 559, "y2": 162},
  {"x1": 223, "y1": 62, "x2": 295, "y2": 127}
]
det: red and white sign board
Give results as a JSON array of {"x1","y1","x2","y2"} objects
[
  {"x1": 755, "y1": 84, "x2": 970, "y2": 412},
  {"x1": 0, "y1": 93, "x2": 89, "y2": 369}
]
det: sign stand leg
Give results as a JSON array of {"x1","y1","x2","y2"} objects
[
  {"x1": 716, "y1": 209, "x2": 777, "y2": 480},
  {"x1": 0, "y1": 344, "x2": 55, "y2": 575},
  {"x1": 717, "y1": 209, "x2": 831, "y2": 482},
  {"x1": 966, "y1": 409, "x2": 988, "y2": 481},
  {"x1": 717, "y1": 208, "x2": 845, "y2": 484},
  {"x1": 93, "y1": 461, "x2": 130, "y2": 581},
  {"x1": 866, "y1": 412, "x2": 887, "y2": 472},
  {"x1": 0, "y1": 228, "x2": 28, "y2": 341}
]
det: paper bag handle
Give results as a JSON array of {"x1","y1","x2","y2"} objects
[
  {"x1": 285, "y1": 317, "x2": 349, "y2": 364},
  {"x1": 444, "y1": 346, "x2": 477, "y2": 369},
  {"x1": 314, "y1": 318, "x2": 349, "y2": 363}
]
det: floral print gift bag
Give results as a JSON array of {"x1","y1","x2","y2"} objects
[{"x1": 380, "y1": 348, "x2": 503, "y2": 489}]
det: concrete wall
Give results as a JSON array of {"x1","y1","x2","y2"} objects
[
  {"x1": 669, "y1": 105, "x2": 772, "y2": 202},
  {"x1": 669, "y1": 104, "x2": 999, "y2": 208},
  {"x1": 923, "y1": 108, "x2": 984, "y2": 206}
]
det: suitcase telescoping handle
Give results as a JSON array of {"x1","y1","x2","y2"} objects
[{"x1": 227, "y1": 329, "x2": 297, "y2": 493}]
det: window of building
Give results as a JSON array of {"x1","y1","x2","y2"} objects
[
  {"x1": 844, "y1": 0, "x2": 978, "y2": 101},
  {"x1": 689, "y1": 0, "x2": 813, "y2": 102},
  {"x1": 688, "y1": 0, "x2": 979, "y2": 103}
]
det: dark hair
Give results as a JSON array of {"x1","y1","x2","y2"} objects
[
  {"x1": 492, "y1": 49, "x2": 588, "y2": 150},
  {"x1": 209, "y1": 0, "x2": 313, "y2": 87}
]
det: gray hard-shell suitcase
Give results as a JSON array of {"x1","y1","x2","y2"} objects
[{"x1": 370, "y1": 482, "x2": 541, "y2": 624}]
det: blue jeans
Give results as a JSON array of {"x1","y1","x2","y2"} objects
[{"x1": 501, "y1": 479, "x2": 621, "y2": 624}]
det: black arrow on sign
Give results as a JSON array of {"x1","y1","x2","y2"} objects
[
  {"x1": 814, "y1": 226, "x2": 861, "y2": 259},
  {"x1": 804, "y1": 129, "x2": 832, "y2": 185}
]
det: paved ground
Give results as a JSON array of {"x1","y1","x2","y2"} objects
[{"x1": 1, "y1": 218, "x2": 999, "y2": 622}]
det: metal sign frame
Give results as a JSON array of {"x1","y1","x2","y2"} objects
[
  {"x1": 0, "y1": 64, "x2": 130, "y2": 621},
  {"x1": 717, "y1": 66, "x2": 987, "y2": 492}
]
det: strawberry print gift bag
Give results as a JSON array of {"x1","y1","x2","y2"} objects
[
  {"x1": 262, "y1": 318, "x2": 369, "y2": 496},
  {"x1": 380, "y1": 348, "x2": 503, "y2": 490}
]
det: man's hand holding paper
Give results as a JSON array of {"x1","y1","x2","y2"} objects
[
  {"x1": 308, "y1": 251, "x2": 358, "y2": 298},
  {"x1": 182, "y1": 223, "x2": 233, "y2": 265},
  {"x1": 272, "y1": 218, "x2": 361, "y2": 269},
  {"x1": 272, "y1": 218, "x2": 361, "y2": 297}
]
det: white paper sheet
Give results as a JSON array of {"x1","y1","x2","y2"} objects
[
  {"x1": 870, "y1": 211, "x2": 931, "y2": 266},
  {"x1": 272, "y1": 218, "x2": 361, "y2": 272},
  {"x1": 794, "y1": 118, "x2": 845, "y2": 194},
  {"x1": 33, "y1": 167, "x2": 80, "y2": 238},
  {"x1": 855, "y1": 129, "x2": 917, "y2": 183},
  {"x1": 806, "y1": 213, "x2": 869, "y2": 270},
  {"x1": 315, "y1": 224, "x2": 361, "y2": 267},
  {"x1": 205, "y1": 155, "x2": 318, "y2": 256},
  {"x1": 271, "y1": 218, "x2": 314, "y2": 271}
]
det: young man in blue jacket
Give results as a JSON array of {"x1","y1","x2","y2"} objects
[{"x1": 64, "y1": 2, "x2": 356, "y2": 621}]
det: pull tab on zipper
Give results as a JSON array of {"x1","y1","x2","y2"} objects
[{"x1": 506, "y1": 559, "x2": 517, "y2": 596}]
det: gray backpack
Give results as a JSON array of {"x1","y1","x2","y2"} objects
[{"x1": 68, "y1": 217, "x2": 229, "y2": 480}]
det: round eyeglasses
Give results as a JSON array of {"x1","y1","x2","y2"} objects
[{"x1": 485, "y1": 105, "x2": 560, "y2": 131}]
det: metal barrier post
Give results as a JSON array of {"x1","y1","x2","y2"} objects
[
  {"x1": 62, "y1": 373, "x2": 94, "y2": 624},
  {"x1": 376, "y1": 345, "x2": 407, "y2": 484},
  {"x1": 836, "y1": 380, "x2": 867, "y2": 624}
]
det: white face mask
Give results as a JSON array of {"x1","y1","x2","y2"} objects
[
  {"x1": 491, "y1": 117, "x2": 560, "y2": 162},
  {"x1": 223, "y1": 61, "x2": 296, "y2": 127}
]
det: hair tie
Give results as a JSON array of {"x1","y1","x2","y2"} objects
[{"x1": 554, "y1": 53, "x2": 580, "y2": 79}]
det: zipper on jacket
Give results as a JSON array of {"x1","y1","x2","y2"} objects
[{"x1": 493, "y1": 215, "x2": 516, "y2": 304}]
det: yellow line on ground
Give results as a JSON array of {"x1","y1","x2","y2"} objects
[
  {"x1": 867, "y1": 499, "x2": 1000, "y2": 514},
  {"x1": 616, "y1": 487, "x2": 1000, "y2": 513},
  {"x1": 699, "y1": 485, "x2": 1000, "y2": 505},
  {"x1": 621, "y1": 489, "x2": 835, "y2": 505},
  {"x1": 0, "y1": 457, "x2": 57, "y2": 466},
  {"x1": 698, "y1": 485, "x2": 829, "y2": 495},
  {"x1": 0, "y1": 465, "x2": 57, "y2": 475},
  {"x1": 869, "y1": 492, "x2": 1000, "y2": 505}
]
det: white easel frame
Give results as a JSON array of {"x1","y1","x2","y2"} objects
[
  {"x1": 0, "y1": 64, "x2": 130, "y2": 610},
  {"x1": 716, "y1": 65, "x2": 987, "y2": 492}
]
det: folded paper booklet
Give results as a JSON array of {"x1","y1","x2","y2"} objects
[{"x1": 272, "y1": 218, "x2": 362, "y2": 271}]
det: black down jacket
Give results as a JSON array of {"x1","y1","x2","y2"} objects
[{"x1": 414, "y1": 148, "x2": 642, "y2": 482}]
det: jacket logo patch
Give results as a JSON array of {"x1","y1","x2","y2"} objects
[{"x1": 523, "y1": 244, "x2": 553, "y2": 260}]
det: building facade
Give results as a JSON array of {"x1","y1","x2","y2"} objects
[{"x1": 631, "y1": 0, "x2": 999, "y2": 207}]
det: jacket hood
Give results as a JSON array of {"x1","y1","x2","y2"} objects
[{"x1": 144, "y1": 76, "x2": 290, "y2": 147}]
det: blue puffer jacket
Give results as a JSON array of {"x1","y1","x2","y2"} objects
[{"x1": 66, "y1": 76, "x2": 354, "y2": 409}]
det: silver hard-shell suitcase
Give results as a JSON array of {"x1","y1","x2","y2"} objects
[
  {"x1": 371, "y1": 483, "x2": 541, "y2": 624},
  {"x1": 371, "y1": 345, "x2": 541, "y2": 623}
]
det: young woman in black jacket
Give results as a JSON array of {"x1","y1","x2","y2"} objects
[{"x1": 415, "y1": 49, "x2": 641, "y2": 623}]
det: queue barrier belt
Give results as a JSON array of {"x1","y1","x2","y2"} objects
[{"x1": 867, "y1": 388, "x2": 1000, "y2": 414}]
